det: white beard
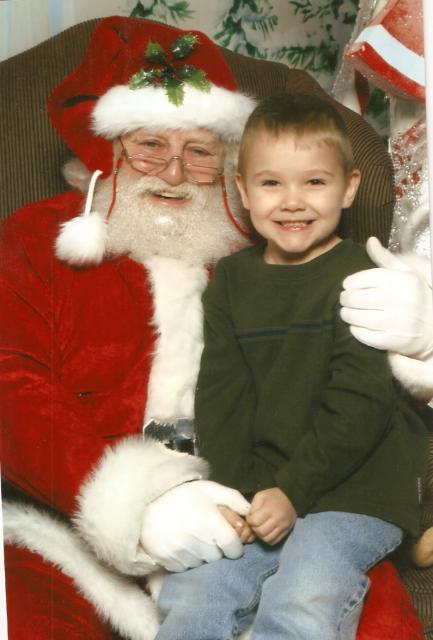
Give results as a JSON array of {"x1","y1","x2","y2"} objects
[{"x1": 93, "y1": 173, "x2": 248, "y2": 267}]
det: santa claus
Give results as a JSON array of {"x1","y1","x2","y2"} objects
[{"x1": 0, "y1": 15, "x2": 430, "y2": 640}]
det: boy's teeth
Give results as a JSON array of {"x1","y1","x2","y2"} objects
[{"x1": 280, "y1": 221, "x2": 308, "y2": 228}]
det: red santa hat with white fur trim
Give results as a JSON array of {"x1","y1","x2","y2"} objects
[{"x1": 48, "y1": 16, "x2": 255, "y2": 265}]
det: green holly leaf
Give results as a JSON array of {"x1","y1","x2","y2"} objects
[
  {"x1": 180, "y1": 66, "x2": 211, "y2": 93},
  {"x1": 128, "y1": 69, "x2": 158, "y2": 90},
  {"x1": 170, "y1": 33, "x2": 198, "y2": 59},
  {"x1": 178, "y1": 64, "x2": 195, "y2": 79},
  {"x1": 130, "y1": 1, "x2": 153, "y2": 18},
  {"x1": 145, "y1": 41, "x2": 167, "y2": 64},
  {"x1": 164, "y1": 77, "x2": 185, "y2": 106}
]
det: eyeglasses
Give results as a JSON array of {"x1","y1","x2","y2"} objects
[{"x1": 119, "y1": 138, "x2": 223, "y2": 184}]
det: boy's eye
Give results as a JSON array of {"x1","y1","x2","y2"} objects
[
  {"x1": 261, "y1": 179, "x2": 279, "y2": 187},
  {"x1": 308, "y1": 178, "x2": 325, "y2": 186}
]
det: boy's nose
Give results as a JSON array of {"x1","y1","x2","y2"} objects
[{"x1": 281, "y1": 186, "x2": 305, "y2": 211}]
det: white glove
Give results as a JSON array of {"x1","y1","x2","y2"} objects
[
  {"x1": 139, "y1": 480, "x2": 250, "y2": 572},
  {"x1": 340, "y1": 237, "x2": 433, "y2": 357}
]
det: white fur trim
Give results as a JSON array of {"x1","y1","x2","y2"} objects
[
  {"x1": 389, "y1": 351, "x2": 433, "y2": 402},
  {"x1": 55, "y1": 212, "x2": 107, "y2": 266},
  {"x1": 3, "y1": 501, "x2": 159, "y2": 640},
  {"x1": 92, "y1": 84, "x2": 255, "y2": 142},
  {"x1": 62, "y1": 158, "x2": 92, "y2": 194},
  {"x1": 144, "y1": 256, "x2": 208, "y2": 423},
  {"x1": 146, "y1": 568, "x2": 165, "y2": 601},
  {"x1": 74, "y1": 436, "x2": 208, "y2": 575}
]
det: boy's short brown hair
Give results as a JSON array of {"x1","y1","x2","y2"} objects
[{"x1": 238, "y1": 92, "x2": 355, "y2": 176}]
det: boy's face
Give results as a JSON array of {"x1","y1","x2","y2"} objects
[{"x1": 236, "y1": 130, "x2": 360, "y2": 265}]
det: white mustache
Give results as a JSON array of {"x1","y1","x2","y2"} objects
[{"x1": 124, "y1": 174, "x2": 202, "y2": 201}]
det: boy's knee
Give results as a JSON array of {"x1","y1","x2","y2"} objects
[
  {"x1": 337, "y1": 577, "x2": 369, "y2": 640},
  {"x1": 158, "y1": 562, "x2": 231, "y2": 615},
  {"x1": 158, "y1": 570, "x2": 204, "y2": 613}
]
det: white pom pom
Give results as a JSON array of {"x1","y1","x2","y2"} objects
[{"x1": 55, "y1": 213, "x2": 107, "y2": 266}]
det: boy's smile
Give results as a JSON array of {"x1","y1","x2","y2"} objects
[{"x1": 236, "y1": 130, "x2": 360, "y2": 265}]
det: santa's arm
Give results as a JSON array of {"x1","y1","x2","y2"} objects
[
  {"x1": 0, "y1": 200, "x2": 115, "y2": 517},
  {"x1": 1, "y1": 203, "x2": 248, "y2": 577},
  {"x1": 340, "y1": 237, "x2": 433, "y2": 406}
]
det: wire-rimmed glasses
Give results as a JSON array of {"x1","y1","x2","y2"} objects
[{"x1": 119, "y1": 138, "x2": 223, "y2": 184}]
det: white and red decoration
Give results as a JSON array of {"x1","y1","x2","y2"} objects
[{"x1": 345, "y1": 0, "x2": 424, "y2": 103}]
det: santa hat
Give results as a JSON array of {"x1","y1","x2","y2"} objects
[{"x1": 49, "y1": 16, "x2": 255, "y2": 265}]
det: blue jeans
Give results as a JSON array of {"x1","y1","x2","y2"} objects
[{"x1": 156, "y1": 511, "x2": 402, "y2": 640}]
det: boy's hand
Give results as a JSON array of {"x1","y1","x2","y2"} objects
[
  {"x1": 218, "y1": 506, "x2": 255, "y2": 544},
  {"x1": 411, "y1": 526, "x2": 433, "y2": 568},
  {"x1": 247, "y1": 488, "x2": 297, "y2": 545}
]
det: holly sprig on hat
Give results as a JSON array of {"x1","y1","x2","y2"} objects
[{"x1": 128, "y1": 33, "x2": 211, "y2": 106}]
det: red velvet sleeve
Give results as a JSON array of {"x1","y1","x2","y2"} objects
[{"x1": 0, "y1": 193, "x2": 108, "y2": 517}]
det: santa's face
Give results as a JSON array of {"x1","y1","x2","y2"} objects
[
  {"x1": 116, "y1": 127, "x2": 225, "y2": 191},
  {"x1": 97, "y1": 128, "x2": 247, "y2": 265}
]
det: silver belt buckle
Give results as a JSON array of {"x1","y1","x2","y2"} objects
[{"x1": 143, "y1": 418, "x2": 197, "y2": 455}]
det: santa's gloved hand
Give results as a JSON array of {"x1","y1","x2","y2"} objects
[
  {"x1": 340, "y1": 237, "x2": 433, "y2": 358},
  {"x1": 139, "y1": 480, "x2": 250, "y2": 572}
]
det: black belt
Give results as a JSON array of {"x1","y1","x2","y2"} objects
[{"x1": 143, "y1": 418, "x2": 197, "y2": 455}]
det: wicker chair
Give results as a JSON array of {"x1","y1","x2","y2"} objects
[{"x1": 1, "y1": 15, "x2": 432, "y2": 639}]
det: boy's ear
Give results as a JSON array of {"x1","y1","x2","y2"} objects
[
  {"x1": 342, "y1": 170, "x2": 361, "y2": 209},
  {"x1": 235, "y1": 173, "x2": 250, "y2": 210}
]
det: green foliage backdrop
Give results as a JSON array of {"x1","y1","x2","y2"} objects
[
  {"x1": 131, "y1": 0, "x2": 357, "y2": 85},
  {"x1": 130, "y1": 0, "x2": 387, "y2": 135}
]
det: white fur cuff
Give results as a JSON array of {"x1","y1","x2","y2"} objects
[
  {"x1": 389, "y1": 351, "x2": 433, "y2": 403},
  {"x1": 74, "y1": 436, "x2": 208, "y2": 575}
]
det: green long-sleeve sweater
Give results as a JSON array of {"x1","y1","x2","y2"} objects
[{"x1": 195, "y1": 240, "x2": 427, "y2": 536}]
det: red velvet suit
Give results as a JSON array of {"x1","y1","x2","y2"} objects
[
  {"x1": 1, "y1": 193, "x2": 156, "y2": 514},
  {"x1": 0, "y1": 192, "x2": 424, "y2": 639}
]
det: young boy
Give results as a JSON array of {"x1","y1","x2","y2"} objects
[{"x1": 155, "y1": 93, "x2": 427, "y2": 640}]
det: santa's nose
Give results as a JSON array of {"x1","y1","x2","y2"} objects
[{"x1": 157, "y1": 156, "x2": 186, "y2": 186}]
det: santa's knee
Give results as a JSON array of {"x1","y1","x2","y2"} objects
[{"x1": 5, "y1": 545, "x2": 113, "y2": 640}]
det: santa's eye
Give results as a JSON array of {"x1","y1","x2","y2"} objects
[
  {"x1": 189, "y1": 147, "x2": 211, "y2": 157},
  {"x1": 140, "y1": 139, "x2": 163, "y2": 151},
  {"x1": 128, "y1": 138, "x2": 166, "y2": 156}
]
